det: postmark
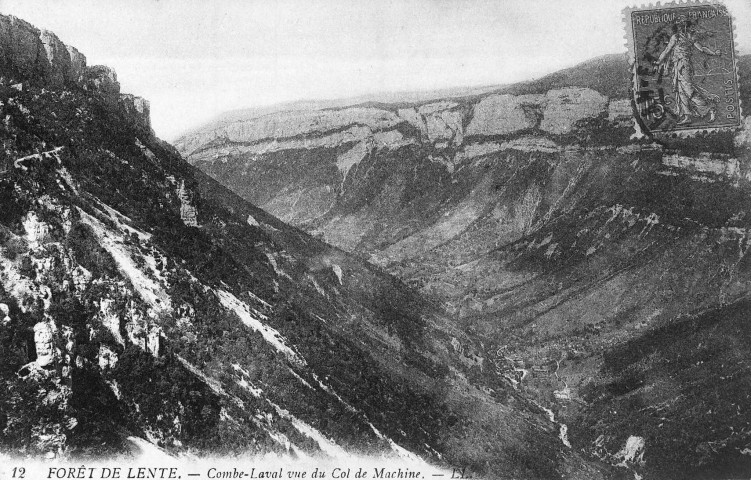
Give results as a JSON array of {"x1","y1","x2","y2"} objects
[{"x1": 624, "y1": 1, "x2": 741, "y2": 136}]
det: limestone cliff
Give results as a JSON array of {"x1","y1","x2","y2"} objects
[{"x1": 0, "y1": 15, "x2": 151, "y2": 137}]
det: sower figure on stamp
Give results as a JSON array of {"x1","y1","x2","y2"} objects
[{"x1": 655, "y1": 18, "x2": 722, "y2": 125}]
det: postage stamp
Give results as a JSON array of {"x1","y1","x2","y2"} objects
[{"x1": 624, "y1": 1, "x2": 741, "y2": 135}]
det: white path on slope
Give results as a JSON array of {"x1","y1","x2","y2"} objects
[
  {"x1": 177, "y1": 356, "x2": 229, "y2": 397},
  {"x1": 232, "y1": 363, "x2": 348, "y2": 458},
  {"x1": 268, "y1": 400, "x2": 350, "y2": 459},
  {"x1": 217, "y1": 289, "x2": 304, "y2": 366},
  {"x1": 219, "y1": 289, "x2": 428, "y2": 464},
  {"x1": 78, "y1": 209, "x2": 171, "y2": 313},
  {"x1": 178, "y1": 356, "x2": 307, "y2": 457},
  {"x1": 288, "y1": 368, "x2": 313, "y2": 389},
  {"x1": 307, "y1": 370, "x2": 427, "y2": 464},
  {"x1": 13, "y1": 146, "x2": 64, "y2": 171}
]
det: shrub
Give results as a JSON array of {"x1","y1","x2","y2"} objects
[
  {"x1": 18, "y1": 255, "x2": 35, "y2": 278},
  {"x1": 65, "y1": 222, "x2": 119, "y2": 278},
  {"x1": 3, "y1": 236, "x2": 28, "y2": 260}
]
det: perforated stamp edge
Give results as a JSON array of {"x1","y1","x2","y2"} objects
[{"x1": 622, "y1": 0, "x2": 743, "y2": 138}]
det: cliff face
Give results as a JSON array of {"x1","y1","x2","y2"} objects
[
  {"x1": 172, "y1": 55, "x2": 633, "y2": 234},
  {"x1": 0, "y1": 14, "x2": 610, "y2": 480},
  {"x1": 0, "y1": 16, "x2": 151, "y2": 134},
  {"x1": 177, "y1": 53, "x2": 751, "y2": 478}
]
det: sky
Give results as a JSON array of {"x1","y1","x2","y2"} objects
[{"x1": 1, "y1": 0, "x2": 750, "y2": 140}]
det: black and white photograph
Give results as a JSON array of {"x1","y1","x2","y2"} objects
[{"x1": 0, "y1": 1, "x2": 751, "y2": 478}]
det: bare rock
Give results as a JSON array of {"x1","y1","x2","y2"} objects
[
  {"x1": 424, "y1": 109, "x2": 464, "y2": 146},
  {"x1": 39, "y1": 30, "x2": 72, "y2": 85},
  {"x1": 119, "y1": 94, "x2": 151, "y2": 133},
  {"x1": 466, "y1": 94, "x2": 542, "y2": 137},
  {"x1": 125, "y1": 319, "x2": 146, "y2": 350},
  {"x1": 397, "y1": 107, "x2": 428, "y2": 137},
  {"x1": 180, "y1": 107, "x2": 401, "y2": 153},
  {"x1": 61, "y1": 325, "x2": 75, "y2": 356},
  {"x1": 84, "y1": 65, "x2": 120, "y2": 105},
  {"x1": 147, "y1": 326, "x2": 163, "y2": 357},
  {"x1": 178, "y1": 180, "x2": 199, "y2": 227},
  {"x1": 0, "y1": 16, "x2": 85, "y2": 86},
  {"x1": 247, "y1": 214, "x2": 260, "y2": 227},
  {"x1": 337, "y1": 140, "x2": 369, "y2": 181},
  {"x1": 0, "y1": 303, "x2": 10, "y2": 325},
  {"x1": 418, "y1": 101, "x2": 458, "y2": 115},
  {"x1": 0, "y1": 16, "x2": 42, "y2": 79},
  {"x1": 125, "y1": 320, "x2": 162, "y2": 358},
  {"x1": 98, "y1": 344, "x2": 118, "y2": 369},
  {"x1": 98, "y1": 298, "x2": 124, "y2": 344},
  {"x1": 65, "y1": 45, "x2": 86, "y2": 83},
  {"x1": 616, "y1": 435, "x2": 646, "y2": 467},
  {"x1": 23, "y1": 212, "x2": 50, "y2": 247},
  {"x1": 34, "y1": 321, "x2": 56, "y2": 367},
  {"x1": 401, "y1": 101, "x2": 465, "y2": 146},
  {"x1": 540, "y1": 87, "x2": 608, "y2": 135}
]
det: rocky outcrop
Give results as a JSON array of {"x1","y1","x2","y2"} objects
[
  {"x1": 616, "y1": 436, "x2": 646, "y2": 466},
  {"x1": 39, "y1": 30, "x2": 73, "y2": 85},
  {"x1": 178, "y1": 107, "x2": 401, "y2": 154},
  {"x1": 119, "y1": 94, "x2": 151, "y2": 133},
  {"x1": 98, "y1": 344, "x2": 118, "y2": 369},
  {"x1": 178, "y1": 180, "x2": 198, "y2": 227},
  {"x1": 98, "y1": 298, "x2": 124, "y2": 344},
  {"x1": 33, "y1": 321, "x2": 56, "y2": 367},
  {"x1": 83, "y1": 65, "x2": 119, "y2": 105},
  {"x1": 126, "y1": 321, "x2": 163, "y2": 358},
  {"x1": 0, "y1": 16, "x2": 43, "y2": 79},
  {"x1": 23, "y1": 212, "x2": 51, "y2": 247},
  {"x1": 466, "y1": 94, "x2": 542, "y2": 137},
  {"x1": 423, "y1": 107, "x2": 464, "y2": 146},
  {"x1": 0, "y1": 16, "x2": 86, "y2": 87},
  {"x1": 98, "y1": 298, "x2": 163, "y2": 359},
  {"x1": 0, "y1": 303, "x2": 10, "y2": 325},
  {"x1": 540, "y1": 87, "x2": 608, "y2": 134},
  {"x1": 0, "y1": 14, "x2": 153, "y2": 136},
  {"x1": 66, "y1": 45, "x2": 86, "y2": 83},
  {"x1": 397, "y1": 107, "x2": 428, "y2": 137}
]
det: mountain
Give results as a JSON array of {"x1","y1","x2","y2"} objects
[
  {"x1": 176, "y1": 50, "x2": 751, "y2": 479},
  {"x1": 0, "y1": 14, "x2": 619, "y2": 480},
  {"x1": 174, "y1": 84, "x2": 508, "y2": 144}
]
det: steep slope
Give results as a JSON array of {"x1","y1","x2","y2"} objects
[
  {"x1": 0, "y1": 14, "x2": 613, "y2": 480},
  {"x1": 177, "y1": 50, "x2": 751, "y2": 478}
]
